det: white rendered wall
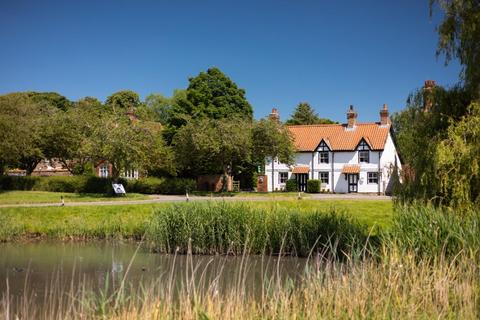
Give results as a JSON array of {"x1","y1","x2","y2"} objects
[{"x1": 263, "y1": 131, "x2": 401, "y2": 193}]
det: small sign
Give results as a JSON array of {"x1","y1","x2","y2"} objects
[{"x1": 112, "y1": 183, "x2": 126, "y2": 195}]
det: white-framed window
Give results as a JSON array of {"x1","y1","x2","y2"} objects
[
  {"x1": 123, "y1": 168, "x2": 139, "y2": 179},
  {"x1": 99, "y1": 164, "x2": 109, "y2": 178},
  {"x1": 318, "y1": 140, "x2": 330, "y2": 164},
  {"x1": 358, "y1": 140, "x2": 370, "y2": 163},
  {"x1": 279, "y1": 172, "x2": 288, "y2": 184},
  {"x1": 367, "y1": 172, "x2": 378, "y2": 184},
  {"x1": 319, "y1": 172, "x2": 329, "y2": 184}
]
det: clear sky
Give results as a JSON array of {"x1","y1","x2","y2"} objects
[{"x1": 0, "y1": 0, "x2": 461, "y2": 122}]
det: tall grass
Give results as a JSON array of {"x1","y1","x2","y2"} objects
[
  {"x1": 1, "y1": 248, "x2": 477, "y2": 319},
  {"x1": 146, "y1": 201, "x2": 371, "y2": 257},
  {"x1": 386, "y1": 204, "x2": 480, "y2": 259}
]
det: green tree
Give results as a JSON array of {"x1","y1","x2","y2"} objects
[
  {"x1": 0, "y1": 93, "x2": 56, "y2": 174},
  {"x1": 252, "y1": 119, "x2": 295, "y2": 192},
  {"x1": 430, "y1": 0, "x2": 480, "y2": 95},
  {"x1": 285, "y1": 102, "x2": 335, "y2": 125},
  {"x1": 105, "y1": 90, "x2": 141, "y2": 113},
  {"x1": 27, "y1": 91, "x2": 73, "y2": 111},
  {"x1": 436, "y1": 102, "x2": 480, "y2": 207},
  {"x1": 90, "y1": 112, "x2": 174, "y2": 180},
  {"x1": 173, "y1": 117, "x2": 252, "y2": 190},
  {"x1": 169, "y1": 67, "x2": 253, "y2": 129}
]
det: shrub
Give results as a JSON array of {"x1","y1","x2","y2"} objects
[
  {"x1": 146, "y1": 202, "x2": 369, "y2": 257},
  {"x1": 285, "y1": 179, "x2": 297, "y2": 192},
  {"x1": 307, "y1": 179, "x2": 320, "y2": 193},
  {"x1": 0, "y1": 175, "x2": 195, "y2": 195}
]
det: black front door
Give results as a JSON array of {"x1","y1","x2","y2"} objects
[
  {"x1": 297, "y1": 174, "x2": 308, "y2": 192},
  {"x1": 348, "y1": 174, "x2": 358, "y2": 193}
]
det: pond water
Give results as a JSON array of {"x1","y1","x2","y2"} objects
[{"x1": 0, "y1": 241, "x2": 310, "y2": 306}]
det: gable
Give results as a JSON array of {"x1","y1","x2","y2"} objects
[{"x1": 288, "y1": 123, "x2": 390, "y2": 152}]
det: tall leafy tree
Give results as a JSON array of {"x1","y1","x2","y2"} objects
[
  {"x1": 0, "y1": 93, "x2": 56, "y2": 174},
  {"x1": 173, "y1": 117, "x2": 252, "y2": 190},
  {"x1": 252, "y1": 119, "x2": 295, "y2": 191},
  {"x1": 430, "y1": 0, "x2": 480, "y2": 95},
  {"x1": 436, "y1": 102, "x2": 480, "y2": 207},
  {"x1": 169, "y1": 67, "x2": 253, "y2": 129},
  {"x1": 285, "y1": 102, "x2": 335, "y2": 125},
  {"x1": 105, "y1": 90, "x2": 141, "y2": 113}
]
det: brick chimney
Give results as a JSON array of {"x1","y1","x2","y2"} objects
[
  {"x1": 346, "y1": 105, "x2": 357, "y2": 129},
  {"x1": 380, "y1": 103, "x2": 390, "y2": 126},
  {"x1": 269, "y1": 107, "x2": 280, "y2": 122},
  {"x1": 423, "y1": 80, "x2": 436, "y2": 112}
]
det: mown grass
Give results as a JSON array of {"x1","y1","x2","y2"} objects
[
  {"x1": 0, "y1": 190, "x2": 149, "y2": 205},
  {"x1": 0, "y1": 200, "x2": 392, "y2": 242}
]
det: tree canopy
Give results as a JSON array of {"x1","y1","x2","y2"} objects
[
  {"x1": 106, "y1": 90, "x2": 141, "y2": 113},
  {"x1": 285, "y1": 102, "x2": 336, "y2": 125},
  {"x1": 169, "y1": 67, "x2": 253, "y2": 129},
  {"x1": 431, "y1": 0, "x2": 480, "y2": 95}
]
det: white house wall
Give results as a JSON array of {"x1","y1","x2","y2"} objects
[{"x1": 264, "y1": 131, "x2": 401, "y2": 193}]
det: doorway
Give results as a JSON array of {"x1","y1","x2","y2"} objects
[
  {"x1": 347, "y1": 174, "x2": 358, "y2": 193},
  {"x1": 297, "y1": 174, "x2": 308, "y2": 192}
]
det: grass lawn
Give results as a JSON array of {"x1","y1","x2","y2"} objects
[
  {"x1": 0, "y1": 199, "x2": 392, "y2": 241},
  {"x1": 192, "y1": 191, "x2": 311, "y2": 198},
  {"x1": 0, "y1": 190, "x2": 150, "y2": 205}
]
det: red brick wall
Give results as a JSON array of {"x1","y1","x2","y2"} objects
[{"x1": 197, "y1": 174, "x2": 233, "y2": 192}]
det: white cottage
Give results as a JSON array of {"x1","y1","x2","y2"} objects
[{"x1": 264, "y1": 105, "x2": 401, "y2": 194}]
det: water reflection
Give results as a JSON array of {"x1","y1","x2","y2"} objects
[{"x1": 0, "y1": 241, "x2": 309, "y2": 301}]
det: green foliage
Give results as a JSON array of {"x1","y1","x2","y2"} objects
[
  {"x1": 0, "y1": 175, "x2": 195, "y2": 195},
  {"x1": 285, "y1": 102, "x2": 336, "y2": 125},
  {"x1": 285, "y1": 179, "x2": 298, "y2": 192},
  {"x1": 252, "y1": 119, "x2": 295, "y2": 166},
  {"x1": 173, "y1": 117, "x2": 252, "y2": 178},
  {"x1": 26, "y1": 91, "x2": 73, "y2": 111},
  {"x1": 105, "y1": 90, "x2": 141, "y2": 113},
  {"x1": 0, "y1": 93, "x2": 57, "y2": 174},
  {"x1": 128, "y1": 177, "x2": 196, "y2": 194},
  {"x1": 307, "y1": 179, "x2": 320, "y2": 193},
  {"x1": 435, "y1": 102, "x2": 480, "y2": 207},
  {"x1": 168, "y1": 67, "x2": 253, "y2": 129},
  {"x1": 146, "y1": 202, "x2": 369, "y2": 257},
  {"x1": 391, "y1": 86, "x2": 475, "y2": 206},
  {"x1": 430, "y1": 0, "x2": 480, "y2": 94}
]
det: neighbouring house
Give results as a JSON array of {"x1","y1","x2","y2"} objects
[
  {"x1": 95, "y1": 161, "x2": 139, "y2": 179},
  {"x1": 31, "y1": 159, "x2": 71, "y2": 176},
  {"x1": 262, "y1": 105, "x2": 401, "y2": 194}
]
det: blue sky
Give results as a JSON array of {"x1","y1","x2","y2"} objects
[{"x1": 0, "y1": 0, "x2": 461, "y2": 122}]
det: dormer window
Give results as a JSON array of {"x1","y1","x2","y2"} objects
[
  {"x1": 318, "y1": 140, "x2": 330, "y2": 164},
  {"x1": 358, "y1": 140, "x2": 370, "y2": 163}
]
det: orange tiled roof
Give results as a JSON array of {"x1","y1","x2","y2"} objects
[
  {"x1": 292, "y1": 166, "x2": 310, "y2": 174},
  {"x1": 341, "y1": 165, "x2": 360, "y2": 174},
  {"x1": 287, "y1": 123, "x2": 390, "y2": 151}
]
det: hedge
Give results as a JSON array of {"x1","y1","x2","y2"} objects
[
  {"x1": 285, "y1": 179, "x2": 297, "y2": 192},
  {"x1": 0, "y1": 175, "x2": 196, "y2": 195},
  {"x1": 307, "y1": 179, "x2": 321, "y2": 193}
]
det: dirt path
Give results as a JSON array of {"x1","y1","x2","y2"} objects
[{"x1": 0, "y1": 193, "x2": 391, "y2": 208}]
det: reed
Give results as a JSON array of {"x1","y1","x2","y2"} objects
[
  {"x1": 146, "y1": 201, "x2": 371, "y2": 257},
  {"x1": 1, "y1": 247, "x2": 477, "y2": 319}
]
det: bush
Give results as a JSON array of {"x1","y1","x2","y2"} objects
[
  {"x1": 285, "y1": 179, "x2": 297, "y2": 192},
  {"x1": 146, "y1": 202, "x2": 369, "y2": 257},
  {"x1": 0, "y1": 175, "x2": 195, "y2": 195},
  {"x1": 307, "y1": 179, "x2": 320, "y2": 193}
]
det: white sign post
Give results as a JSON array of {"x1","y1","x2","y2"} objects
[{"x1": 112, "y1": 183, "x2": 126, "y2": 196}]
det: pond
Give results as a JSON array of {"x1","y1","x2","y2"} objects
[{"x1": 0, "y1": 241, "x2": 310, "y2": 312}]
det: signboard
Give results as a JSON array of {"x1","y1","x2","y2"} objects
[{"x1": 112, "y1": 183, "x2": 126, "y2": 195}]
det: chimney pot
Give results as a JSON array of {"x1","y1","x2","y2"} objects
[
  {"x1": 380, "y1": 104, "x2": 390, "y2": 125},
  {"x1": 269, "y1": 107, "x2": 280, "y2": 122},
  {"x1": 346, "y1": 105, "x2": 357, "y2": 128}
]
